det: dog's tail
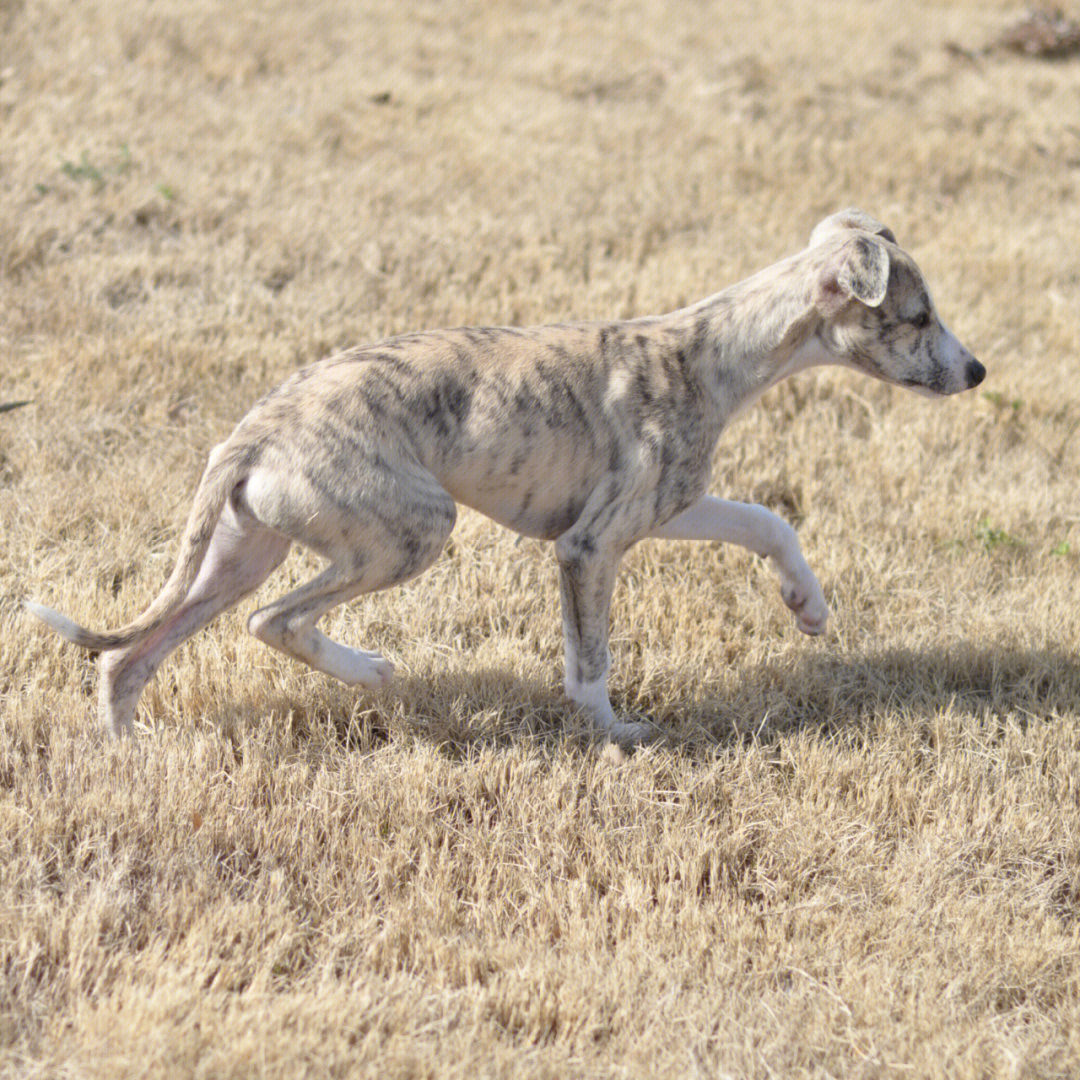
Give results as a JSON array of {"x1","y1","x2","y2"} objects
[{"x1": 26, "y1": 442, "x2": 251, "y2": 652}]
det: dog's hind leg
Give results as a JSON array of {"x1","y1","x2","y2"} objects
[
  {"x1": 99, "y1": 503, "x2": 290, "y2": 736},
  {"x1": 244, "y1": 463, "x2": 457, "y2": 687}
]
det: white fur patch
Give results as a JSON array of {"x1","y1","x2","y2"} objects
[
  {"x1": 566, "y1": 672, "x2": 617, "y2": 730},
  {"x1": 24, "y1": 601, "x2": 87, "y2": 645}
]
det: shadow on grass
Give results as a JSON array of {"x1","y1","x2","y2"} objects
[
  {"x1": 675, "y1": 641, "x2": 1080, "y2": 748},
  {"x1": 191, "y1": 640, "x2": 1080, "y2": 758}
]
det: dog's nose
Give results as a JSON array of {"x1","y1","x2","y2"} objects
[{"x1": 966, "y1": 358, "x2": 986, "y2": 388}]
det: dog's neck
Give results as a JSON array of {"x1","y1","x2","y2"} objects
[{"x1": 665, "y1": 249, "x2": 833, "y2": 422}]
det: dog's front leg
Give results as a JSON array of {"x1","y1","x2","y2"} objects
[
  {"x1": 555, "y1": 525, "x2": 651, "y2": 744},
  {"x1": 650, "y1": 495, "x2": 828, "y2": 635}
]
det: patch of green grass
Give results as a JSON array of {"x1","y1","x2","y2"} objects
[
  {"x1": 982, "y1": 389, "x2": 1024, "y2": 414},
  {"x1": 60, "y1": 151, "x2": 105, "y2": 188},
  {"x1": 975, "y1": 518, "x2": 1024, "y2": 553},
  {"x1": 943, "y1": 519, "x2": 1028, "y2": 556},
  {"x1": 59, "y1": 143, "x2": 135, "y2": 191}
]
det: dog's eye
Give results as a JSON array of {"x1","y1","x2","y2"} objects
[{"x1": 911, "y1": 311, "x2": 930, "y2": 329}]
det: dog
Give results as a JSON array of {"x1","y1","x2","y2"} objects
[{"x1": 27, "y1": 209, "x2": 985, "y2": 743}]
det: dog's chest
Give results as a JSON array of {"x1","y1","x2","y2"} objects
[{"x1": 433, "y1": 367, "x2": 719, "y2": 540}]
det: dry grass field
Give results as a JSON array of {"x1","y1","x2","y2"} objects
[{"x1": 4, "y1": 0, "x2": 1080, "y2": 1075}]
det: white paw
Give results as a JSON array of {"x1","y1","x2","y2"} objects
[
  {"x1": 366, "y1": 655, "x2": 395, "y2": 688},
  {"x1": 607, "y1": 719, "x2": 655, "y2": 747},
  {"x1": 781, "y1": 578, "x2": 829, "y2": 636},
  {"x1": 341, "y1": 650, "x2": 395, "y2": 688}
]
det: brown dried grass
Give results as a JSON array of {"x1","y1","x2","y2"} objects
[{"x1": 3, "y1": 1, "x2": 1080, "y2": 1076}]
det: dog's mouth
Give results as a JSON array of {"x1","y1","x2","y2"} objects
[
  {"x1": 899, "y1": 360, "x2": 985, "y2": 397},
  {"x1": 899, "y1": 378, "x2": 947, "y2": 398}
]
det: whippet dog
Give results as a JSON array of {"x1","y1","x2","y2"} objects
[{"x1": 28, "y1": 210, "x2": 985, "y2": 743}]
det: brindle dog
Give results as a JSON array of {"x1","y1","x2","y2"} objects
[{"x1": 28, "y1": 210, "x2": 984, "y2": 743}]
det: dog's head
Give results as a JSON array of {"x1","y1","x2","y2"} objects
[{"x1": 806, "y1": 209, "x2": 984, "y2": 396}]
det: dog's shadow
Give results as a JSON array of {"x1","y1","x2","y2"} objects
[
  {"x1": 194, "y1": 640, "x2": 1080, "y2": 757},
  {"x1": 672, "y1": 641, "x2": 1080, "y2": 748}
]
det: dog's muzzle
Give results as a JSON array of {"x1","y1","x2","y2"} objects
[{"x1": 965, "y1": 358, "x2": 986, "y2": 388}]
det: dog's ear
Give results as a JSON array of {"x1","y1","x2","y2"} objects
[
  {"x1": 813, "y1": 235, "x2": 891, "y2": 317},
  {"x1": 809, "y1": 208, "x2": 897, "y2": 248}
]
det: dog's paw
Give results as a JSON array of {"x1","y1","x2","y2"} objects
[
  {"x1": 781, "y1": 578, "x2": 829, "y2": 636},
  {"x1": 342, "y1": 650, "x2": 395, "y2": 688},
  {"x1": 607, "y1": 718, "x2": 656, "y2": 747},
  {"x1": 368, "y1": 655, "x2": 395, "y2": 687}
]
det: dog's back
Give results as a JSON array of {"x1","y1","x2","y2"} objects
[{"x1": 233, "y1": 318, "x2": 717, "y2": 540}]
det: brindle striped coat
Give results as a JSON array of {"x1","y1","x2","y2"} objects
[{"x1": 28, "y1": 209, "x2": 984, "y2": 742}]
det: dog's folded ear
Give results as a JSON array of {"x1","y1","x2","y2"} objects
[
  {"x1": 809, "y1": 208, "x2": 897, "y2": 248},
  {"x1": 813, "y1": 235, "x2": 891, "y2": 317}
]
